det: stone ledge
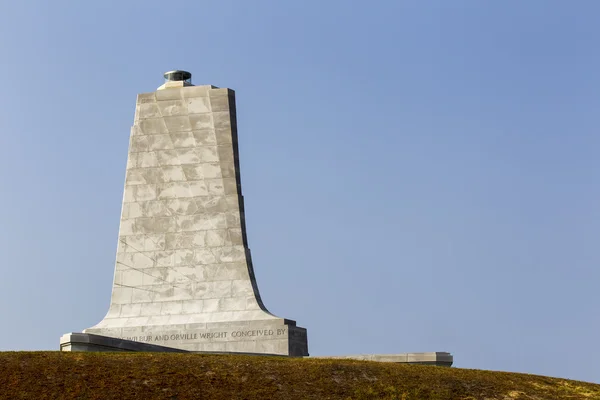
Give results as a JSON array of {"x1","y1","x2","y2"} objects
[
  {"x1": 61, "y1": 333, "x2": 287, "y2": 357},
  {"x1": 313, "y1": 352, "x2": 453, "y2": 367},
  {"x1": 60, "y1": 333, "x2": 452, "y2": 366},
  {"x1": 60, "y1": 333, "x2": 187, "y2": 353}
]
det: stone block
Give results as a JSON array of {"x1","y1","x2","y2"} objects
[
  {"x1": 209, "y1": 95, "x2": 231, "y2": 112},
  {"x1": 122, "y1": 202, "x2": 143, "y2": 219},
  {"x1": 208, "y1": 88, "x2": 234, "y2": 97},
  {"x1": 138, "y1": 152, "x2": 160, "y2": 168},
  {"x1": 137, "y1": 93, "x2": 156, "y2": 104},
  {"x1": 212, "y1": 112, "x2": 231, "y2": 129},
  {"x1": 147, "y1": 134, "x2": 175, "y2": 151},
  {"x1": 221, "y1": 163, "x2": 236, "y2": 178},
  {"x1": 157, "y1": 100, "x2": 187, "y2": 116},
  {"x1": 156, "y1": 88, "x2": 183, "y2": 101},
  {"x1": 142, "y1": 200, "x2": 171, "y2": 217},
  {"x1": 187, "y1": 97, "x2": 211, "y2": 114},
  {"x1": 193, "y1": 129, "x2": 217, "y2": 145},
  {"x1": 130, "y1": 136, "x2": 149, "y2": 153},
  {"x1": 139, "y1": 118, "x2": 169, "y2": 135},
  {"x1": 164, "y1": 116, "x2": 192, "y2": 132},
  {"x1": 217, "y1": 146, "x2": 234, "y2": 162},
  {"x1": 182, "y1": 85, "x2": 213, "y2": 98},
  {"x1": 206, "y1": 179, "x2": 225, "y2": 196},
  {"x1": 170, "y1": 132, "x2": 196, "y2": 148},
  {"x1": 189, "y1": 114, "x2": 213, "y2": 130},
  {"x1": 215, "y1": 127, "x2": 233, "y2": 144},
  {"x1": 161, "y1": 166, "x2": 186, "y2": 182},
  {"x1": 136, "y1": 103, "x2": 161, "y2": 119}
]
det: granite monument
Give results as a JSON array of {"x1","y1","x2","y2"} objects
[{"x1": 74, "y1": 71, "x2": 308, "y2": 356}]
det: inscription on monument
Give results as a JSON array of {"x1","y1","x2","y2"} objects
[{"x1": 120, "y1": 328, "x2": 289, "y2": 343}]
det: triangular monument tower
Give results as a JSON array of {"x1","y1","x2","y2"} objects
[{"x1": 77, "y1": 71, "x2": 308, "y2": 356}]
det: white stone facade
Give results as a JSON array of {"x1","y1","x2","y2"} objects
[{"x1": 84, "y1": 82, "x2": 308, "y2": 356}]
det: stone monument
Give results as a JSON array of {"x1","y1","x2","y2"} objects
[{"x1": 78, "y1": 71, "x2": 308, "y2": 356}]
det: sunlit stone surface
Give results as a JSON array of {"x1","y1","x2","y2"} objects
[{"x1": 82, "y1": 75, "x2": 308, "y2": 356}]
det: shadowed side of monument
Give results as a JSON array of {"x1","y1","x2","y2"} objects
[{"x1": 76, "y1": 71, "x2": 308, "y2": 356}]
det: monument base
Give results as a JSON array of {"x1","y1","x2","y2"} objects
[
  {"x1": 60, "y1": 333, "x2": 452, "y2": 367},
  {"x1": 82, "y1": 318, "x2": 308, "y2": 356},
  {"x1": 60, "y1": 333, "x2": 187, "y2": 353}
]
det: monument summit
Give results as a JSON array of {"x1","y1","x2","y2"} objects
[{"x1": 65, "y1": 71, "x2": 308, "y2": 355}]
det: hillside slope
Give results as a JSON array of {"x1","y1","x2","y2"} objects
[{"x1": 0, "y1": 352, "x2": 598, "y2": 399}]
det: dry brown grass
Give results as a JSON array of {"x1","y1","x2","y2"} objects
[{"x1": 0, "y1": 352, "x2": 598, "y2": 399}]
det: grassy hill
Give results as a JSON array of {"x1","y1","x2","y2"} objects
[{"x1": 0, "y1": 352, "x2": 598, "y2": 399}]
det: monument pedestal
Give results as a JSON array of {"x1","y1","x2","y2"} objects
[
  {"x1": 60, "y1": 333, "x2": 451, "y2": 366},
  {"x1": 84, "y1": 318, "x2": 307, "y2": 355}
]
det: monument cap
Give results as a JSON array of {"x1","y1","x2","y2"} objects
[{"x1": 163, "y1": 70, "x2": 192, "y2": 84}]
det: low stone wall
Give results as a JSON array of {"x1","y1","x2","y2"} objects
[
  {"x1": 60, "y1": 333, "x2": 453, "y2": 366},
  {"x1": 313, "y1": 353, "x2": 453, "y2": 367}
]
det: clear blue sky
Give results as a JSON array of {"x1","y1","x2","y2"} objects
[{"x1": 0, "y1": 0, "x2": 598, "y2": 383}]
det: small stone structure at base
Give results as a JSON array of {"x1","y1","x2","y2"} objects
[
  {"x1": 60, "y1": 333, "x2": 453, "y2": 366},
  {"x1": 314, "y1": 353, "x2": 453, "y2": 367}
]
